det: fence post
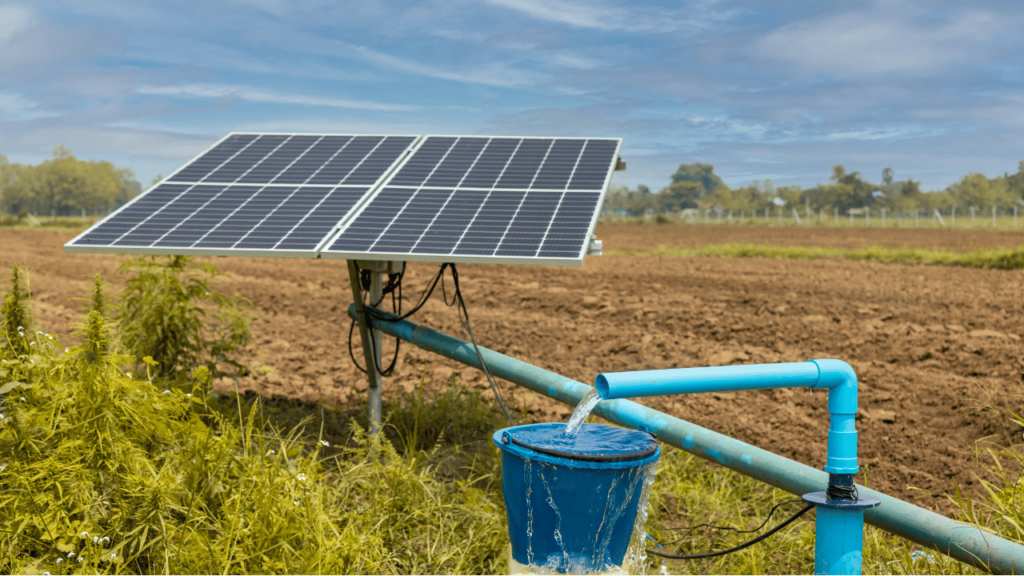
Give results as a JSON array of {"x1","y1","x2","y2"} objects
[
  {"x1": 993, "y1": 206, "x2": 997, "y2": 228},
  {"x1": 881, "y1": 208, "x2": 886, "y2": 228},
  {"x1": 865, "y1": 207, "x2": 869, "y2": 227},
  {"x1": 970, "y1": 207, "x2": 976, "y2": 226},
  {"x1": 1015, "y1": 206, "x2": 1018, "y2": 228},
  {"x1": 952, "y1": 207, "x2": 956, "y2": 227},
  {"x1": 834, "y1": 207, "x2": 839, "y2": 226},
  {"x1": 849, "y1": 210, "x2": 853, "y2": 226},
  {"x1": 915, "y1": 210, "x2": 919, "y2": 227}
]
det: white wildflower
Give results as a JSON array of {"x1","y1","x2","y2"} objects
[
  {"x1": 101, "y1": 536, "x2": 110, "y2": 544},
  {"x1": 80, "y1": 531, "x2": 89, "y2": 538},
  {"x1": 186, "y1": 393, "x2": 192, "y2": 397},
  {"x1": 68, "y1": 552, "x2": 75, "y2": 558},
  {"x1": 294, "y1": 500, "x2": 300, "y2": 505},
  {"x1": 163, "y1": 390, "x2": 171, "y2": 395},
  {"x1": 126, "y1": 372, "x2": 131, "y2": 378},
  {"x1": 266, "y1": 450, "x2": 276, "y2": 456},
  {"x1": 64, "y1": 348, "x2": 69, "y2": 353},
  {"x1": 43, "y1": 572, "x2": 50, "y2": 575},
  {"x1": 19, "y1": 397, "x2": 25, "y2": 402},
  {"x1": 320, "y1": 440, "x2": 330, "y2": 447},
  {"x1": 30, "y1": 341, "x2": 34, "y2": 345},
  {"x1": 78, "y1": 556, "x2": 85, "y2": 562},
  {"x1": 56, "y1": 558, "x2": 63, "y2": 564},
  {"x1": 93, "y1": 536, "x2": 98, "y2": 543},
  {"x1": 110, "y1": 553, "x2": 116, "y2": 559}
]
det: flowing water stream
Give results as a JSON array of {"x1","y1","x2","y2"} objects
[{"x1": 564, "y1": 389, "x2": 602, "y2": 438}]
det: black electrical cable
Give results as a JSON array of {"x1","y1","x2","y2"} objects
[
  {"x1": 344, "y1": 262, "x2": 517, "y2": 426},
  {"x1": 826, "y1": 482, "x2": 859, "y2": 501},
  {"x1": 657, "y1": 498, "x2": 805, "y2": 544},
  {"x1": 447, "y1": 263, "x2": 517, "y2": 426},
  {"x1": 647, "y1": 502, "x2": 815, "y2": 560}
]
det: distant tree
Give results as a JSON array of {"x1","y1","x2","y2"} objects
[
  {"x1": 660, "y1": 180, "x2": 704, "y2": 210},
  {"x1": 949, "y1": 173, "x2": 1016, "y2": 209},
  {"x1": 670, "y1": 163, "x2": 725, "y2": 199},
  {"x1": 882, "y1": 167, "x2": 894, "y2": 186},
  {"x1": 0, "y1": 146, "x2": 141, "y2": 216}
]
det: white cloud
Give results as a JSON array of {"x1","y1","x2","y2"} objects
[
  {"x1": 348, "y1": 44, "x2": 543, "y2": 88},
  {"x1": 135, "y1": 84, "x2": 419, "y2": 111},
  {"x1": 482, "y1": 0, "x2": 733, "y2": 33},
  {"x1": 0, "y1": 4, "x2": 33, "y2": 43},
  {"x1": 0, "y1": 91, "x2": 55, "y2": 120},
  {"x1": 755, "y1": 3, "x2": 1007, "y2": 77}
]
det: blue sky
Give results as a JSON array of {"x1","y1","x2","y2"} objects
[{"x1": 1, "y1": 0, "x2": 1022, "y2": 192}]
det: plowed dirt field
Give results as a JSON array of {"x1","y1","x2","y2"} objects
[{"x1": 3, "y1": 224, "x2": 1023, "y2": 513}]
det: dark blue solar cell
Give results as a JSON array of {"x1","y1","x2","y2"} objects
[
  {"x1": 460, "y1": 138, "x2": 520, "y2": 189},
  {"x1": 344, "y1": 136, "x2": 417, "y2": 186},
  {"x1": 203, "y1": 135, "x2": 289, "y2": 183},
  {"x1": 530, "y1": 139, "x2": 585, "y2": 190},
  {"x1": 567, "y1": 140, "x2": 618, "y2": 190},
  {"x1": 272, "y1": 136, "x2": 353, "y2": 184},
  {"x1": 495, "y1": 191, "x2": 561, "y2": 256},
  {"x1": 390, "y1": 137, "x2": 456, "y2": 187},
  {"x1": 452, "y1": 190, "x2": 526, "y2": 256},
  {"x1": 306, "y1": 136, "x2": 383, "y2": 185},
  {"x1": 237, "y1": 136, "x2": 319, "y2": 184},
  {"x1": 167, "y1": 134, "x2": 259, "y2": 183},
  {"x1": 370, "y1": 189, "x2": 452, "y2": 252},
  {"x1": 412, "y1": 189, "x2": 488, "y2": 254},
  {"x1": 115, "y1": 185, "x2": 225, "y2": 246},
  {"x1": 495, "y1": 139, "x2": 552, "y2": 189},
  {"x1": 329, "y1": 187, "x2": 417, "y2": 251},
  {"x1": 423, "y1": 137, "x2": 489, "y2": 187}
]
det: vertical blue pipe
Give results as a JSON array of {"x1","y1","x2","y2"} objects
[{"x1": 816, "y1": 508, "x2": 866, "y2": 575}]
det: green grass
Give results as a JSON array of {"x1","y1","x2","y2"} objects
[
  {"x1": 0, "y1": 215, "x2": 93, "y2": 232},
  {"x1": 599, "y1": 213, "x2": 1024, "y2": 231},
  {"x1": 612, "y1": 242, "x2": 1024, "y2": 270}
]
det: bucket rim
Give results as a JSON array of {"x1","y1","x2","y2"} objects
[{"x1": 492, "y1": 424, "x2": 661, "y2": 470}]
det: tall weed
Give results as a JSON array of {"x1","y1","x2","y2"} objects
[{"x1": 117, "y1": 256, "x2": 254, "y2": 385}]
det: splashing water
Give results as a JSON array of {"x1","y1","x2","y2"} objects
[
  {"x1": 623, "y1": 462, "x2": 659, "y2": 575},
  {"x1": 564, "y1": 389, "x2": 602, "y2": 438}
]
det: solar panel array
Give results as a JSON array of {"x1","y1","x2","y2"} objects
[
  {"x1": 66, "y1": 132, "x2": 621, "y2": 265},
  {"x1": 67, "y1": 134, "x2": 416, "y2": 256},
  {"x1": 322, "y1": 136, "x2": 618, "y2": 264}
]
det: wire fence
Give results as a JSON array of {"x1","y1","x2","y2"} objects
[{"x1": 612, "y1": 206, "x2": 1022, "y2": 231}]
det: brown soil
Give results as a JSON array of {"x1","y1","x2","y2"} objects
[{"x1": 3, "y1": 224, "x2": 1023, "y2": 514}]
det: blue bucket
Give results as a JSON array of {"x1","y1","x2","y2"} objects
[{"x1": 493, "y1": 423, "x2": 660, "y2": 574}]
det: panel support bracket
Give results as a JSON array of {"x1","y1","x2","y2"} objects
[{"x1": 347, "y1": 260, "x2": 385, "y2": 436}]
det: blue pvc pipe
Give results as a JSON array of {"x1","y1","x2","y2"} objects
[
  {"x1": 817, "y1": 508, "x2": 866, "y2": 574},
  {"x1": 348, "y1": 305, "x2": 1024, "y2": 574},
  {"x1": 597, "y1": 360, "x2": 859, "y2": 475}
]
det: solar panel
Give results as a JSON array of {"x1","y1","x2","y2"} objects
[
  {"x1": 320, "y1": 136, "x2": 620, "y2": 266},
  {"x1": 66, "y1": 133, "x2": 419, "y2": 257}
]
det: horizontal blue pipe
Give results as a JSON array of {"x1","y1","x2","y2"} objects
[
  {"x1": 596, "y1": 360, "x2": 860, "y2": 474},
  {"x1": 349, "y1": 304, "x2": 1024, "y2": 574},
  {"x1": 595, "y1": 362, "x2": 820, "y2": 398}
]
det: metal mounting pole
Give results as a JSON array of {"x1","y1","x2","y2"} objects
[{"x1": 347, "y1": 260, "x2": 384, "y2": 436}]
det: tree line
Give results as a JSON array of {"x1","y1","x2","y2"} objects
[
  {"x1": 0, "y1": 146, "x2": 142, "y2": 217},
  {"x1": 604, "y1": 162, "x2": 1024, "y2": 216}
]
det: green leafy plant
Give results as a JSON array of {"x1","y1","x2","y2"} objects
[
  {"x1": 1, "y1": 265, "x2": 31, "y2": 360},
  {"x1": 117, "y1": 255, "x2": 254, "y2": 385},
  {"x1": 0, "y1": 269, "x2": 509, "y2": 575}
]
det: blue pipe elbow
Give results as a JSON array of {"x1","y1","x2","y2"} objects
[{"x1": 810, "y1": 359, "x2": 859, "y2": 475}]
